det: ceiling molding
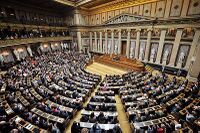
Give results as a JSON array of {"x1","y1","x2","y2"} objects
[
  {"x1": 53, "y1": 0, "x2": 75, "y2": 7},
  {"x1": 89, "y1": 0, "x2": 160, "y2": 14}
]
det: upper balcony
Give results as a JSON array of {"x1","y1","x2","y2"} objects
[
  {"x1": 0, "y1": 36, "x2": 72, "y2": 48},
  {"x1": 0, "y1": 23, "x2": 72, "y2": 47}
]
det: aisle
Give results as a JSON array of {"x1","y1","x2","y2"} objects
[
  {"x1": 115, "y1": 95, "x2": 132, "y2": 133},
  {"x1": 64, "y1": 85, "x2": 99, "y2": 133},
  {"x1": 64, "y1": 62, "x2": 131, "y2": 133}
]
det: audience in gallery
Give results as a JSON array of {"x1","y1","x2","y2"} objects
[{"x1": 0, "y1": 26, "x2": 69, "y2": 40}]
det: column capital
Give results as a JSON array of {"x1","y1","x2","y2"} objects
[
  {"x1": 136, "y1": 29, "x2": 141, "y2": 32},
  {"x1": 118, "y1": 29, "x2": 122, "y2": 32},
  {"x1": 110, "y1": 29, "x2": 114, "y2": 32},
  {"x1": 147, "y1": 28, "x2": 153, "y2": 32},
  {"x1": 127, "y1": 29, "x2": 131, "y2": 32}
]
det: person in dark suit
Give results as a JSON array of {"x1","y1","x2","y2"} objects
[{"x1": 71, "y1": 121, "x2": 80, "y2": 133}]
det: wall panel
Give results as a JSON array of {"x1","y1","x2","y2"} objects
[
  {"x1": 143, "y1": 3, "x2": 151, "y2": 17},
  {"x1": 187, "y1": 0, "x2": 200, "y2": 15},
  {"x1": 170, "y1": 0, "x2": 184, "y2": 17}
]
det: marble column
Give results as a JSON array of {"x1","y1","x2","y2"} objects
[
  {"x1": 185, "y1": 29, "x2": 200, "y2": 70},
  {"x1": 89, "y1": 32, "x2": 92, "y2": 51},
  {"x1": 111, "y1": 29, "x2": 114, "y2": 54},
  {"x1": 100, "y1": 31, "x2": 103, "y2": 53},
  {"x1": 187, "y1": 42, "x2": 200, "y2": 81},
  {"x1": 135, "y1": 29, "x2": 141, "y2": 59},
  {"x1": 144, "y1": 29, "x2": 152, "y2": 62},
  {"x1": 169, "y1": 29, "x2": 183, "y2": 66},
  {"x1": 118, "y1": 29, "x2": 122, "y2": 54},
  {"x1": 105, "y1": 30, "x2": 108, "y2": 54},
  {"x1": 155, "y1": 29, "x2": 167, "y2": 64},
  {"x1": 77, "y1": 31, "x2": 82, "y2": 52},
  {"x1": 126, "y1": 29, "x2": 131, "y2": 57},
  {"x1": 94, "y1": 32, "x2": 97, "y2": 52},
  {"x1": 27, "y1": 46, "x2": 33, "y2": 57}
]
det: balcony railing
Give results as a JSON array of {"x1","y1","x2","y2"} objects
[{"x1": 0, "y1": 36, "x2": 72, "y2": 48}]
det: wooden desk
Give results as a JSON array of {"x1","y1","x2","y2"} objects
[
  {"x1": 179, "y1": 100, "x2": 200, "y2": 116},
  {"x1": 95, "y1": 55, "x2": 144, "y2": 71},
  {"x1": 39, "y1": 85, "x2": 54, "y2": 95},
  {"x1": 0, "y1": 83, "x2": 6, "y2": 94},
  {"x1": 132, "y1": 115, "x2": 174, "y2": 128},
  {"x1": 15, "y1": 91, "x2": 30, "y2": 107},
  {"x1": 89, "y1": 102, "x2": 116, "y2": 107},
  {"x1": 31, "y1": 108, "x2": 65, "y2": 124},
  {"x1": 128, "y1": 105, "x2": 162, "y2": 116},
  {"x1": 166, "y1": 93, "x2": 185, "y2": 107},
  {"x1": 30, "y1": 88, "x2": 43, "y2": 101},
  {"x1": 45, "y1": 100, "x2": 74, "y2": 113},
  {"x1": 2, "y1": 101, "x2": 15, "y2": 115},
  {"x1": 13, "y1": 116, "x2": 47, "y2": 133}
]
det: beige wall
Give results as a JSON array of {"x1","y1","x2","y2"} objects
[{"x1": 78, "y1": 0, "x2": 200, "y2": 26}]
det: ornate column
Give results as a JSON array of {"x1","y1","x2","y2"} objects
[
  {"x1": 89, "y1": 32, "x2": 92, "y2": 51},
  {"x1": 118, "y1": 29, "x2": 122, "y2": 54},
  {"x1": 135, "y1": 29, "x2": 141, "y2": 59},
  {"x1": 111, "y1": 29, "x2": 114, "y2": 54},
  {"x1": 169, "y1": 28, "x2": 183, "y2": 66},
  {"x1": 126, "y1": 29, "x2": 131, "y2": 57},
  {"x1": 105, "y1": 30, "x2": 108, "y2": 54},
  {"x1": 144, "y1": 28, "x2": 152, "y2": 62},
  {"x1": 100, "y1": 31, "x2": 103, "y2": 53},
  {"x1": 185, "y1": 29, "x2": 200, "y2": 70},
  {"x1": 77, "y1": 31, "x2": 82, "y2": 52},
  {"x1": 94, "y1": 31, "x2": 97, "y2": 52},
  {"x1": 156, "y1": 29, "x2": 167, "y2": 64}
]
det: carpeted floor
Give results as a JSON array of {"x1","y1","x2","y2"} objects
[{"x1": 64, "y1": 62, "x2": 131, "y2": 133}]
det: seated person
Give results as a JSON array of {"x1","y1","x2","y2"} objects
[
  {"x1": 89, "y1": 112, "x2": 97, "y2": 123},
  {"x1": 110, "y1": 116, "x2": 118, "y2": 124},
  {"x1": 89, "y1": 122, "x2": 101, "y2": 133},
  {"x1": 80, "y1": 115, "x2": 89, "y2": 122},
  {"x1": 97, "y1": 112, "x2": 107, "y2": 124}
]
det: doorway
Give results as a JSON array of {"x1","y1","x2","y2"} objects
[{"x1": 121, "y1": 41, "x2": 127, "y2": 56}]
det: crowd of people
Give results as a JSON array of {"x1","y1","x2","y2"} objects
[
  {"x1": 0, "y1": 50, "x2": 101, "y2": 132},
  {"x1": 0, "y1": 46, "x2": 199, "y2": 133},
  {"x1": 0, "y1": 26, "x2": 69, "y2": 40},
  {"x1": 103, "y1": 70, "x2": 200, "y2": 132}
]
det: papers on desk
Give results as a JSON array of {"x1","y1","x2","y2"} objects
[
  {"x1": 133, "y1": 115, "x2": 173, "y2": 128},
  {"x1": 81, "y1": 110, "x2": 118, "y2": 117},
  {"x1": 31, "y1": 108, "x2": 65, "y2": 123},
  {"x1": 79, "y1": 122, "x2": 116, "y2": 130},
  {"x1": 26, "y1": 124, "x2": 33, "y2": 130},
  {"x1": 89, "y1": 102, "x2": 116, "y2": 106},
  {"x1": 15, "y1": 116, "x2": 21, "y2": 123},
  {"x1": 45, "y1": 100, "x2": 74, "y2": 113}
]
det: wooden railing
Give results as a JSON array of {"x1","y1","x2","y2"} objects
[{"x1": 94, "y1": 54, "x2": 144, "y2": 71}]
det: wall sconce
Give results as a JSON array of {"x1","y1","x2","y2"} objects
[
  {"x1": 2, "y1": 51, "x2": 9, "y2": 56},
  {"x1": 43, "y1": 44, "x2": 48, "y2": 48},
  {"x1": 17, "y1": 48, "x2": 24, "y2": 52}
]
